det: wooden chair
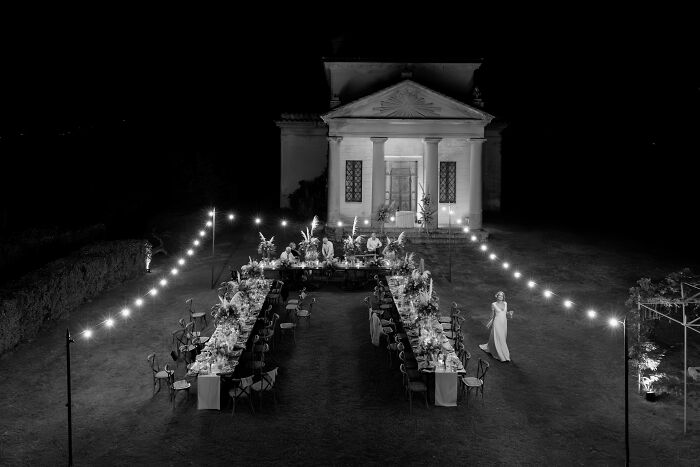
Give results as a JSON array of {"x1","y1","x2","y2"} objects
[
  {"x1": 167, "y1": 374, "x2": 191, "y2": 408},
  {"x1": 286, "y1": 288, "x2": 306, "y2": 306},
  {"x1": 147, "y1": 353, "x2": 173, "y2": 395},
  {"x1": 296, "y1": 297, "x2": 316, "y2": 326},
  {"x1": 460, "y1": 358, "x2": 489, "y2": 406},
  {"x1": 251, "y1": 367, "x2": 278, "y2": 410},
  {"x1": 229, "y1": 376, "x2": 255, "y2": 416},
  {"x1": 259, "y1": 313, "x2": 279, "y2": 351},
  {"x1": 400, "y1": 364, "x2": 428, "y2": 413},
  {"x1": 279, "y1": 312, "x2": 296, "y2": 345},
  {"x1": 186, "y1": 298, "x2": 208, "y2": 331},
  {"x1": 172, "y1": 328, "x2": 196, "y2": 365}
]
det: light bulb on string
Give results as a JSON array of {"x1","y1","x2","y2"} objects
[
  {"x1": 121, "y1": 308, "x2": 131, "y2": 317},
  {"x1": 255, "y1": 218, "x2": 261, "y2": 225},
  {"x1": 514, "y1": 271, "x2": 522, "y2": 279},
  {"x1": 187, "y1": 249, "x2": 194, "y2": 256},
  {"x1": 228, "y1": 214, "x2": 234, "y2": 220},
  {"x1": 488, "y1": 253, "x2": 496, "y2": 260},
  {"x1": 543, "y1": 289, "x2": 553, "y2": 298},
  {"x1": 83, "y1": 329, "x2": 93, "y2": 339},
  {"x1": 171, "y1": 268, "x2": 178, "y2": 275},
  {"x1": 206, "y1": 221, "x2": 212, "y2": 227},
  {"x1": 390, "y1": 216, "x2": 395, "y2": 222},
  {"x1": 208, "y1": 210, "x2": 214, "y2": 217},
  {"x1": 457, "y1": 219, "x2": 463, "y2": 225},
  {"x1": 563, "y1": 299, "x2": 573, "y2": 308},
  {"x1": 502, "y1": 262, "x2": 510, "y2": 269},
  {"x1": 159, "y1": 279, "x2": 167, "y2": 287},
  {"x1": 193, "y1": 240, "x2": 200, "y2": 246},
  {"x1": 463, "y1": 227, "x2": 469, "y2": 233},
  {"x1": 281, "y1": 220, "x2": 287, "y2": 227},
  {"x1": 527, "y1": 280, "x2": 536, "y2": 288},
  {"x1": 337, "y1": 221, "x2": 343, "y2": 227},
  {"x1": 587, "y1": 309, "x2": 597, "y2": 319},
  {"x1": 363, "y1": 219, "x2": 369, "y2": 225},
  {"x1": 480, "y1": 244, "x2": 488, "y2": 251},
  {"x1": 178, "y1": 258, "x2": 185, "y2": 266},
  {"x1": 135, "y1": 298, "x2": 144, "y2": 307},
  {"x1": 608, "y1": 317, "x2": 619, "y2": 327},
  {"x1": 199, "y1": 230, "x2": 206, "y2": 237},
  {"x1": 470, "y1": 235, "x2": 477, "y2": 242},
  {"x1": 149, "y1": 288, "x2": 158, "y2": 296},
  {"x1": 105, "y1": 318, "x2": 114, "y2": 328}
]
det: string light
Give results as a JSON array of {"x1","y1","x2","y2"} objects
[
  {"x1": 159, "y1": 279, "x2": 167, "y2": 287},
  {"x1": 543, "y1": 289, "x2": 553, "y2": 298},
  {"x1": 587, "y1": 309, "x2": 597, "y2": 319},
  {"x1": 171, "y1": 268, "x2": 178, "y2": 275},
  {"x1": 121, "y1": 308, "x2": 130, "y2": 317},
  {"x1": 527, "y1": 280, "x2": 536, "y2": 288},
  {"x1": 149, "y1": 288, "x2": 158, "y2": 296},
  {"x1": 502, "y1": 262, "x2": 510, "y2": 269},
  {"x1": 193, "y1": 239, "x2": 200, "y2": 246},
  {"x1": 105, "y1": 318, "x2": 114, "y2": 327},
  {"x1": 609, "y1": 317, "x2": 620, "y2": 327},
  {"x1": 564, "y1": 299, "x2": 573, "y2": 308},
  {"x1": 480, "y1": 244, "x2": 488, "y2": 251},
  {"x1": 206, "y1": 221, "x2": 212, "y2": 227},
  {"x1": 228, "y1": 214, "x2": 234, "y2": 220},
  {"x1": 457, "y1": 219, "x2": 463, "y2": 225},
  {"x1": 470, "y1": 235, "x2": 477, "y2": 241},
  {"x1": 208, "y1": 211, "x2": 214, "y2": 217},
  {"x1": 178, "y1": 258, "x2": 185, "y2": 266},
  {"x1": 281, "y1": 220, "x2": 287, "y2": 226},
  {"x1": 83, "y1": 329, "x2": 93, "y2": 339},
  {"x1": 199, "y1": 230, "x2": 206, "y2": 237},
  {"x1": 463, "y1": 227, "x2": 469, "y2": 233},
  {"x1": 514, "y1": 271, "x2": 522, "y2": 279},
  {"x1": 489, "y1": 253, "x2": 496, "y2": 260},
  {"x1": 187, "y1": 249, "x2": 194, "y2": 256},
  {"x1": 364, "y1": 219, "x2": 369, "y2": 225},
  {"x1": 337, "y1": 221, "x2": 343, "y2": 227},
  {"x1": 135, "y1": 298, "x2": 144, "y2": 307},
  {"x1": 390, "y1": 216, "x2": 395, "y2": 222},
  {"x1": 255, "y1": 218, "x2": 261, "y2": 225}
]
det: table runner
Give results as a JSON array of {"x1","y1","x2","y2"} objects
[{"x1": 197, "y1": 374, "x2": 221, "y2": 410}]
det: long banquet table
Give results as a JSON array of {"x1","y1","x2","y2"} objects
[
  {"x1": 264, "y1": 262, "x2": 390, "y2": 288},
  {"x1": 385, "y1": 275, "x2": 465, "y2": 406}
]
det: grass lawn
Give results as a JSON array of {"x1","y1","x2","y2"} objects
[{"x1": 0, "y1": 219, "x2": 698, "y2": 465}]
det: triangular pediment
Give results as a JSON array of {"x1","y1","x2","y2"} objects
[{"x1": 322, "y1": 80, "x2": 493, "y2": 122}]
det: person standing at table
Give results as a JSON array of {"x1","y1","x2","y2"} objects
[
  {"x1": 321, "y1": 237, "x2": 334, "y2": 261},
  {"x1": 288, "y1": 242, "x2": 301, "y2": 259},
  {"x1": 280, "y1": 246, "x2": 295, "y2": 262},
  {"x1": 479, "y1": 291, "x2": 513, "y2": 362},
  {"x1": 366, "y1": 232, "x2": 382, "y2": 257}
]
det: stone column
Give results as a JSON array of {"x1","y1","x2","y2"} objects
[
  {"x1": 370, "y1": 137, "x2": 388, "y2": 225},
  {"x1": 423, "y1": 137, "x2": 441, "y2": 229},
  {"x1": 327, "y1": 136, "x2": 343, "y2": 223},
  {"x1": 468, "y1": 137, "x2": 486, "y2": 230}
]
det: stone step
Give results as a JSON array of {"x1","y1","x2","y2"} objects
[{"x1": 325, "y1": 227, "x2": 489, "y2": 244}]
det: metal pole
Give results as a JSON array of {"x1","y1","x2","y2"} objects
[
  {"x1": 66, "y1": 328, "x2": 74, "y2": 466},
  {"x1": 211, "y1": 207, "x2": 216, "y2": 289},
  {"x1": 448, "y1": 203, "x2": 452, "y2": 283},
  {"x1": 681, "y1": 282, "x2": 687, "y2": 435},
  {"x1": 624, "y1": 318, "x2": 629, "y2": 467}
]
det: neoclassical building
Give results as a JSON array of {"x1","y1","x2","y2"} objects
[{"x1": 277, "y1": 60, "x2": 505, "y2": 231}]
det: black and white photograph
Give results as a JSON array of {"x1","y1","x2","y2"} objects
[{"x1": 1, "y1": 10, "x2": 698, "y2": 466}]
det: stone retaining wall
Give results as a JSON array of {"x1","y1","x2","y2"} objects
[{"x1": 0, "y1": 240, "x2": 149, "y2": 355}]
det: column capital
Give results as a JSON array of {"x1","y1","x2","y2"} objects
[
  {"x1": 328, "y1": 135, "x2": 343, "y2": 143},
  {"x1": 423, "y1": 137, "x2": 442, "y2": 144},
  {"x1": 370, "y1": 137, "x2": 388, "y2": 144},
  {"x1": 466, "y1": 137, "x2": 487, "y2": 144}
]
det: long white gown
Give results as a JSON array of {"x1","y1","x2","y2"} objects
[{"x1": 479, "y1": 301, "x2": 511, "y2": 362}]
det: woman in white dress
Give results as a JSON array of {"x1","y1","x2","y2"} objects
[{"x1": 479, "y1": 291, "x2": 513, "y2": 362}]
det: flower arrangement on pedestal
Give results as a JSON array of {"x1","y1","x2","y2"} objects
[
  {"x1": 376, "y1": 203, "x2": 395, "y2": 234},
  {"x1": 415, "y1": 285, "x2": 439, "y2": 320},
  {"x1": 343, "y1": 216, "x2": 364, "y2": 260},
  {"x1": 383, "y1": 231, "x2": 406, "y2": 261},
  {"x1": 300, "y1": 215, "x2": 320, "y2": 262},
  {"x1": 241, "y1": 256, "x2": 264, "y2": 279},
  {"x1": 257, "y1": 233, "x2": 276, "y2": 260}
]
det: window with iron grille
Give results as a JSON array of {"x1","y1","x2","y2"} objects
[
  {"x1": 439, "y1": 161, "x2": 457, "y2": 203},
  {"x1": 345, "y1": 160, "x2": 362, "y2": 202}
]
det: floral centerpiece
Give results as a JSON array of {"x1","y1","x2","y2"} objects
[
  {"x1": 299, "y1": 215, "x2": 321, "y2": 262},
  {"x1": 343, "y1": 216, "x2": 364, "y2": 261},
  {"x1": 415, "y1": 284, "x2": 439, "y2": 320},
  {"x1": 396, "y1": 252, "x2": 416, "y2": 276},
  {"x1": 240, "y1": 256, "x2": 264, "y2": 279},
  {"x1": 418, "y1": 335, "x2": 442, "y2": 359},
  {"x1": 403, "y1": 268, "x2": 431, "y2": 296},
  {"x1": 211, "y1": 279, "x2": 244, "y2": 322},
  {"x1": 257, "y1": 232, "x2": 276, "y2": 260},
  {"x1": 383, "y1": 231, "x2": 406, "y2": 260}
]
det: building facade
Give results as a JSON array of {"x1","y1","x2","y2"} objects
[{"x1": 277, "y1": 61, "x2": 505, "y2": 230}]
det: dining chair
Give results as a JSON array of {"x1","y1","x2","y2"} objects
[
  {"x1": 172, "y1": 328, "x2": 196, "y2": 365},
  {"x1": 460, "y1": 358, "x2": 489, "y2": 407},
  {"x1": 229, "y1": 376, "x2": 255, "y2": 416},
  {"x1": 147, "y1": 353, "x2": 173, "y2": 396},
  {"x1": 250, "y1": 367, "x2": 278, "y2": 410},
  {"x1": 400, "y1": 364, "x2": 428, "y2": 413},
  {"x1": 259, "y1": 313, "x2": 279, "y2": 351},
  {"x1": 186, "y1": 298, "x2": 208, "y2": 331},
  {"x1": 279, "y1": 312, "x2": 296, "y2": 345},
  {"x1": 167, "y1": 374, "x2": 191, "y2": 409},
  {"x1": 296, "y1": 297, "x2": 316, "y2": 326}
]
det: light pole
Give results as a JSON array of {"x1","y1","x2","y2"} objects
[
  {"x1": 610, "y1": 316, "x2": 629, "y2": 467},
  {"x1": 65, "y1": 328, "x2": 74, "y2": 466},
  {"x1": 209, "y1": 208, "x2": 216, "y2": 289},
  {"x1": 441, "y1": 204, "x2": 453, "y2": 282}
]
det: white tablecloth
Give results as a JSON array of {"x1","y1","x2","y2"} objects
[
  {"x1": 434, "y1": 369, "x2": 458, "y2": 407},
  {"x1": 197, "y1": 374, "x2": 220, "y2": 410}
]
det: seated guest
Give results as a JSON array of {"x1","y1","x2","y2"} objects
[
  {"x1": 366, "y1": 232, "x2": 383, "y2": 257},
  {"x1": 280, "y1": 246, "x2": 295, "y2": 262},
  {"x1": 321, "y1": 237, "x2": 334, "y2": 261},
  {"x1": 289, "y1": 242, "x2": 301, "y2": 258}
]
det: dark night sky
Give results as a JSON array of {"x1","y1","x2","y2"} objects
[{"x1": 1, "y1": 13, "x2": 698, "y2": 249}]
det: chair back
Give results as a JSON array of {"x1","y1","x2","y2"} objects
[
  {"x1": 172, "y1": 329, "x2": 187, "y2": 347},
  {"x1": 260, "y1": 367, "x2": 278, "y2": 391},
  {"x1": 460, "y1": 349, "x2": 471, "y2": 371},
  {"x1": 186, "y1": 298, "x2": 194, "y2": 313},
  {"x1": 238, "y1": 375, "x2": 254, "y2": 390},
  {"x1": 147, "y1": 353, "x2": 157, "y2": 372},
  {"x1": 476, "y1": 358, "x2": 489, "y2": 383},
  {"x1": 398, "y1": 351, "x2": 407, "y2": 363}
]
